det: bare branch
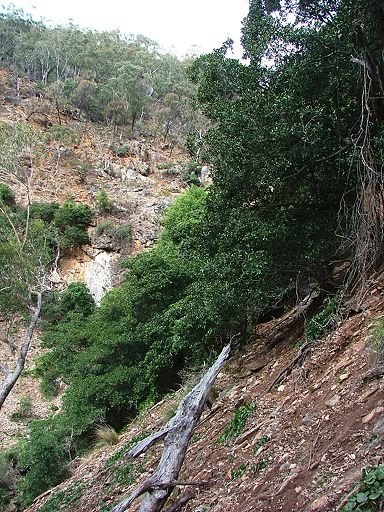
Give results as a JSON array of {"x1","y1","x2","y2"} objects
[
  {"x1": 163, "y1": 493, "x2": 195, "y2": 512},
  {"x1": 112, "y1": 344, "x2": 230, "y2": 512},
  {"x1": 0, "y1": 291, "x2": 42, "y2": 410}
]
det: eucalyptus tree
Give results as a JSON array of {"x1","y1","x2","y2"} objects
[{"x1": 0, "y1": 122, "x2": 54, "y2": 409}]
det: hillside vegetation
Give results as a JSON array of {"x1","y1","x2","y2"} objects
[
  {"x1": 1, "y1": 1, "x2": 384, "y2": 511},
  {"x1": 0, "y1": 5, "x2": 204, "y2": 148}
]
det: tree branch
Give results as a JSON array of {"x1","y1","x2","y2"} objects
[
  {"x1": 0, "y1": 291, "x2": 42, "y2": 410},
  {"x1": 112, "y1": 344, "x2": 230, "y2": 512}
]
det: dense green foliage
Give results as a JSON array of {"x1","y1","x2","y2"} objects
[
  {"x1": 189, "y1": 0, "x2": 384, "y2": 308},
  {"x1": 18, "y1": 419, "x2": 72, "y2": 505},
  {"x1": 19, "y1": 187, "x2": 209, "y2": 501},
  {"x1": 342, "y1": 464, "x2": 384, "y2": 512},
  {"x1": 0, "y1": 183, "x2": 15, "y2": 206},
  {"x1": 27, "y1": 198, "x2": 92, "y2": 250},
  {"x1": 53, "y1": 199, "x2": 92, "y2": 249},
  {"x1": 0, "y1": 201, "x2": 54, "y2": 320},
  {"x1": 190, "y1": 7, "x2": 356, "y2": 318}
]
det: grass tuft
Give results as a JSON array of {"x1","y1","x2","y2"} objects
[{"x1": 94, "y1": 425, "x2": 120, "y2": 447}]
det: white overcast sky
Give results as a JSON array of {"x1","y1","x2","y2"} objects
[{"x1": 1, "y1": 1, "x2": 250, "y2": 57}]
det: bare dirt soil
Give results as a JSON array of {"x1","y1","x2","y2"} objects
[{"x1": 26, "y1": 274, "x2": 384, "y2": 512}]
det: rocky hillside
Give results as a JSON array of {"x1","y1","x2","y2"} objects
[
  {"x1": 24, "y1": 273, "x2": 384, "y2": 512},
  {"x1": 0, "y1": 65, "x2": 192, "y2": 448}
]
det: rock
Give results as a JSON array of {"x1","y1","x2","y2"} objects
[
  {"x1": 277, "y1": 384, "x2": 285, "y2": 392},
  {"x1": 136, "y1": 161, "x2": 150, "y2": 176},
  {"x1": 107, "y1": 163, "x2": 124, "y2": 179},
  {"x1": 84, "y1": 251, "x2": 113, "y2": 304},
  {"x1": 302, "y1": 413, "x2": 314, "y2": 423},
  {"x1": 325, "y1": 395, "x2": 340, "y2": 407},
  {"x1": 121, "y1": 168, "x2": 138, "y2": 181},
  {"x1": 310, "y1": 496, "x2": 329, "y2": 510},
  {"x1": 339, "y1": 373, "x2": 350, "y2": 382},
  {"x1": 49, "y1": 270, "x2": 62, "y2": 284},
  {"x1": 92, "y1": 232, "x2": 122, "y2": 252},
  {"x1": 244, "y1": 358, "x2": 268, "y2": 373},
  {"x1": 362, "y1": 404, "x2": 384, "y2": 424},
  {"x1": 295, "y1": 486, "x2": 302, "y2": 494}
]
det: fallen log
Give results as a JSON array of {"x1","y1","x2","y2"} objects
[{"x1": 111, "y1": 344, "x2": 230, "y2": 512}]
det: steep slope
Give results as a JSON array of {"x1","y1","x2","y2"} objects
[
  {"x1": 0, "y1": 66, "x2": 190, "y2": 449},
  {"x1": 25, "y1": 275, "x2": 384, "y2": 512}
]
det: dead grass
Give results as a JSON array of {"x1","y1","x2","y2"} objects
[{"x1": 94, "y1": 424, "x2": 119, "y2": 447}]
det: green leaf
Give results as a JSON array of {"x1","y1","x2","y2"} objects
[
  {"x1": 368, "y1": 489, "x2": 382, "y2": 500},
  {"x1": 355, "y1": 493, "x2": 368, "y2": 504}
]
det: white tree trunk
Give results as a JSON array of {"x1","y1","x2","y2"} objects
[
  {"x1": 111, "y1": 344, "x2": 230, "y2": 512},
  {"x1": 0, "y1": 292, "x2": 42, "y2": 410}
]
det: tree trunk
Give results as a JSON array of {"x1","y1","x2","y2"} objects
[
  {"x1": 111, "y1": 344, "x2": 230, "y2": 512},
  {"x1": 0, "y1": 292, "x2": 42, "y2": 410}
]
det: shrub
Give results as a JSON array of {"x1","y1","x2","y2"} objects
[
  {"x1": 29, "y1": 202, "x2": 60, "y2": 223},
  {"x1": 218, "y1": 403, "x2": 256, "y2": 443},
  {"x1": 231, "y1": 463, "x2": 247, "y2": 480},
  {"x1": 181, "y1": 160, "x2": 201, "y2": 186},
  {"x1": 110, "y1": 144, "x2": 129, "y2": 157},
  {"x1": 68, "y1": 159, "x2": 92, "y2": 183},
  {"x1": 18, "y1": 418, "x2": 71, "y2": 506},
  {"x1": 304, "y1": 295, "x2": 339, "y2": 342},
  {"x1": 60, "y1": 225, "x2": 89, "y2": 249},
  {"x1": 0, "y1": 183, "x2": 15, "y2": 206},
  {"x1": 157, "y1": 162, "x2": 174, "y2": 171},
  {"x1": 54, "y1": 199, "x2": 92, "y2": 230},
  {"x1": 95, "y1": 221, "x2": 132, "y2": 247},
  {"x1": 45, "y1": 124, "x2": 79, "y2": 144},
  {"x1": 10, "y1": 396, "x2": 33, "y2": 421},
  {"x1": 253, "y1": 435, "x2": 269, "y2": 453},
  {"x1": 95, "y1": 189, "x2": 112, "y2": 213},
  {"x1": 54, "y1": 200, "x2": 92, "y2": 249},
  {"x1": 371, "y1": 319, "x2": 384, "y2": 364},
  {"x1": 60, "y1": 282, "x2": 95, "y2": 317}
]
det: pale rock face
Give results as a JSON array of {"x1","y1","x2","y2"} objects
[{"x1": 84, "y1": 251, "x2": 113, "y2": 304}]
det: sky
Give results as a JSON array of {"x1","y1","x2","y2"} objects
[{"x1": 1, "y1": 0, "x2": 250, "y2": 58}]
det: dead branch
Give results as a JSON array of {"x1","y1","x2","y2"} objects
[
  {"x1": 127, "y1": 429, "x2": 170, "y2": 458},
  {"x1": 265, "y1": 288, "x2": 320, "y2": 349},
  {"x1": 163, "y1": 492, "x2": 196, "y2": 512},
  {"x1": 112, "y1": 344, "x2": 230, "y2": 512},
  {"x1": 0, "y1": 291, "x2": 42, "y2": 410},
  {"x1": 267, "y1": 341, "x2": 313, "y2": 392}
]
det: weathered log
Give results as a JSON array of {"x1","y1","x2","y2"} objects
[{"x1": 111, "y1": 344, "x2": 230, "y2": 512}]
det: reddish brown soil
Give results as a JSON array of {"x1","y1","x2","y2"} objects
[{"x1": 25, "y1": 274, "x2": 384, "y2": 512}]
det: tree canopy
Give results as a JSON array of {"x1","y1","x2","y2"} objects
[{"x1": 0, "y1": 6, "x2": 203, "y2": 144}]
